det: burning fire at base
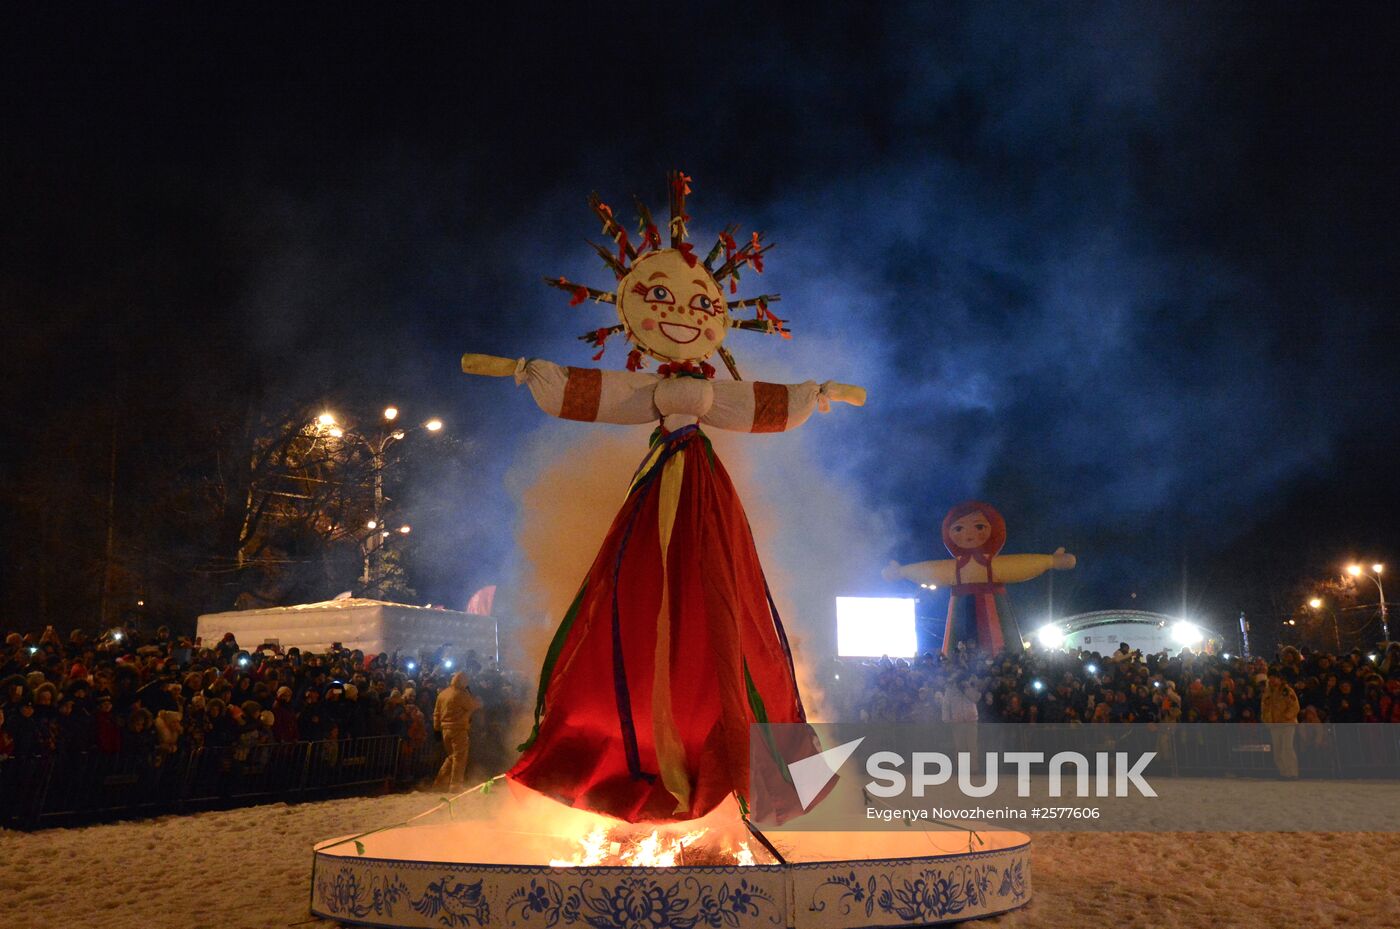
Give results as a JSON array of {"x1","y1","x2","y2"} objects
[{"x1": 549, "y1": 825, "x2": 757, "y2": 868}]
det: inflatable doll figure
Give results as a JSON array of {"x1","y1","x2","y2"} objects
[
  {"x1": 883, "y1": 501, "x2": 1075, "y2": 654},
  {"x1": 460, "y1": 173, "x2": 865, "y2": 823}
]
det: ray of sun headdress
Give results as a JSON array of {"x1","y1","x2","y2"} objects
[{"x1": 543, "y1": 170, "x2": 790, "y2": 381}]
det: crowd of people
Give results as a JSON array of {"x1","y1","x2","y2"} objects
[
  {"x1": 6, "y1": 618, "x2": 1399, "y2": 815},
  {"x1": 0, "y1": 622, "x2": 527, "y2": 789},
  {"x1": 827, "y1": 640, "x2": 1400, "y2": 727}
]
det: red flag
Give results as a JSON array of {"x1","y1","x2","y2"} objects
[{"x1": 465, "y1": 585, "x2": 496, "y2": 616}]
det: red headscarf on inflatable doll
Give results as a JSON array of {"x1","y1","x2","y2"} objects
[{"x1": 941, "y1": 501, "x2": 1007, "y2": 575}]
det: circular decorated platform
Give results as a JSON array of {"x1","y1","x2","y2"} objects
[{"x1": 310, "y1": 821, "x2": 1031, "y2": 929}]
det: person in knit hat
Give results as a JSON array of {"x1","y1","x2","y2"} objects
[{"x1": 271, "y1": 686, "x2": 299, "y2": 742}]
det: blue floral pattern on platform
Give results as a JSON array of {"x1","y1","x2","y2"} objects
[
  {"x1": 317, "y1": 867, "x2": 491, "y2": 926},
  {"x1": 811, "y1": 857, "x2": 1028, "y2": 923},
  {"x1": 314, "y1": 852, "x2": 1028, "y2": 928},
  {"x1": 505, "y1": 875, "x2": 781, "y2": 929}
]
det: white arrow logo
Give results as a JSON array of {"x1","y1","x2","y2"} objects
[{"x1": 788, "y1": 737, "x2": 865, "y2": 810}]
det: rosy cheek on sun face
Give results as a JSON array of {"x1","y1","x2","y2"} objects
[{"x1": 641, "y1": 318, "x2": 657, "y2": 331}]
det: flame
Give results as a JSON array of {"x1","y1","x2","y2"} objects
[
  {"x1": 550, "y1": 826, "x2": 611, "y2": 867},
  {"x1": 549, "y1": 825, "x2": 754, "y2": 868}
]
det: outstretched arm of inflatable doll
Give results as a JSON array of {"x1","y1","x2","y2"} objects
[
  {"x1": 882, "y1": 559, "x2": 957, "y2": 587},
  {"x1": 463, "y1": 355, "x2": 660, "y2": 424},
  {"x1": 992, "y1": 550, "x2": 1076, "y2": 584},
  {"x1": 704, "y1": 380, "x2": 867, "y2": 432}
]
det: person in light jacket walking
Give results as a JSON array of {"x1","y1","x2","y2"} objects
[
  {"x1": 433, "y1": 671, "x2": 482, "y2": 789},
  {"x1": 1261, "y1": 670, "x2": 1300, "y2": 778}
]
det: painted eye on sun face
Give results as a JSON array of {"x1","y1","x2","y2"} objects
[
  {"x1": 644, "y1": 285, "x2": 674, "y2": 304},
  {"x1": 689, "y1": 293, "x2": 717, "y2": 315}
]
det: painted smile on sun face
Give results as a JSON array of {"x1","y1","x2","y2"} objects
[{"x1": 616, "y1": 249, "x2": 730, "y2": 363}]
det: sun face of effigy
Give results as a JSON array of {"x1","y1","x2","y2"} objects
[
  {"x1": 545, "y1": 171, "x2": 784, "y2": 377},
  {"x1": 616, "y1": 249, "x2": 730, "y2": 363}
]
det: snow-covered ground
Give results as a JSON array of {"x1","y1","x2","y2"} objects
[{"x1": 2, "y1": 790, "x2": 1396, "y2": 929}]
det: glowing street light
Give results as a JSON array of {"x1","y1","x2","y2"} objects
[
  {"x1": 1304, "y1": 597, "x2": 1343, "y2": 652},
  {"x1": 399, "y1": 525, "x2": 411, "y2": 534},
  {"x1": 324, "y1": 406, "x2": 445, "y2": 593},
  {"x1": 1346, "y1": 562, "x2": 1389, "y2": 642}
]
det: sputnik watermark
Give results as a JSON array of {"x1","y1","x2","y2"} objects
[
  {"x1": 752, "y1": 723, "x2": 1400, "y2": 831},
  {"x1": 865, "y1": 751, "x2": 1157, "y2": 799},
  {"x1": 786, "y1": 737, "x2": 1155, "y2": 812}
]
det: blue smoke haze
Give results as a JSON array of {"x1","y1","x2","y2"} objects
[{"x1": 3, "y1": 3, "x2": 1396, "y2": 640}]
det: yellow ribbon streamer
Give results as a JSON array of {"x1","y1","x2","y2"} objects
[{"x1": 652, "y1": 450, "x2": 691, "y2": 813}]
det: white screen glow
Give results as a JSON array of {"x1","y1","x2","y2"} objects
[{"x1": 836, "y1": 596, "x2": 918, "y2": 658}]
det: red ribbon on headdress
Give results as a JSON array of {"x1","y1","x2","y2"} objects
[{"x1": 749, "y1": 232, "x2": 765, "y2": 273}]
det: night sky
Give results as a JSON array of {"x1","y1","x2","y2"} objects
[{"x1": 3, "y1": 3, "x2": 1398, "y2": 651}]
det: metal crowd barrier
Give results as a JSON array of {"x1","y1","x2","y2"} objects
[{"x1": 0, "y1": 734, "x2": 447, "y2": 829}]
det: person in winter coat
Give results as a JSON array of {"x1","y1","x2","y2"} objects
[
  {"x1": 298, "y1": 688, "x2": 328, "y2": 742},
  {"x1": 433, "y1": 671, "x2": 482, "y2": 789},
  {"x1": 204, "y1": 699, "x2": 239, "y2": 748},
  {"x1": 1378, "y1": 680, "x2": 1400, "y2": 724},
  {"x1": 215, "y1": 632, "x2": 240, "y2": 664},
  {"x1": 94, "y1": 694, "x2": 123, "y2": 754},
  {"x1": 1260, "y1": 671, "x2": 1300, "y2": 778},
  {"x1": 271, "y1": 687, "x2": 299, "y2": 742},
  {"x1": 1329, "y1": 679, "x2": 1364, "y2": 723},
  {"x1": 8, "y1": 697, "x2": 51, "y2": 756},
  {"x1": 123, "y1": 708, "x2": 157, "y2": 760},
  {"x1": 154, "y1": 710, "x2": 183, "y2": 765},
  {"x1": 404, "y1": 701, "x2": 428, "y2": 756},
  {"x1": 55, "y1": 695, "x2": 94, "y2": 754}
]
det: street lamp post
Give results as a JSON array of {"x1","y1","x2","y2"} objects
[
  {"x1": 1347, "y1": 563, "x2": 1389, "y2": 643},
  {"x1": 317, "y1": 408, "x2": 443, "y2": 594},
  {"x1": 1307, "y1": 597, "x2": 1341, "y2": 652}
]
